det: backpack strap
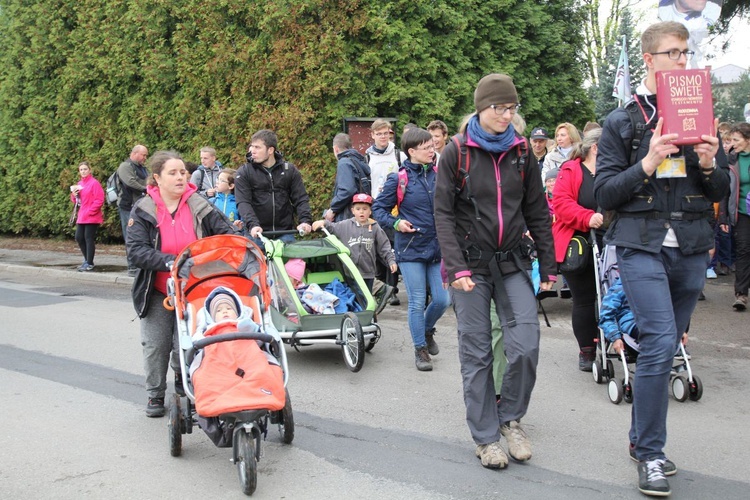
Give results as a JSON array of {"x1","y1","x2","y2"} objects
[
  {"x1": 394, "y1": 148, "x2": 402, "y2": 168},
  {"x1": 451, "y1": 134, "x2": 481, "y2": 220},
  {"x1": 625, "y1": 99, "x2": 648, "y2": 167},
  {"x1": 396, "y1": 168, "x2": 408, "y2": 207}
]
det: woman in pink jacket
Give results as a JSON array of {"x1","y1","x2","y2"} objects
[{"x1": 69, "y1": 161, "x2": 105, "y2": 272}]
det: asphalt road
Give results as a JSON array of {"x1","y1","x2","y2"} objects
[{"x1": 0, "y1": 264, "x2": 748, "y2": 499}]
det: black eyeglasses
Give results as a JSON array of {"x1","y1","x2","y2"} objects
[
  {"x1": 490, "y1": 104, "x2": 521, "y2": 116},
  {"x1": 650, "y1": 49, "x2": 694, "y2": 60}
]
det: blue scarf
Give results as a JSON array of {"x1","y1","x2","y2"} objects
[{"x1": 467, "y1": 115, "x2": 516, "y2": 153}]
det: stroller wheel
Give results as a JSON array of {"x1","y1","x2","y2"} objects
[
  {"x1": 606, "y1": 360, "x2": 615, "y2": 380},
  {"x1": 592, "y1": 359, "x2": 604, "y2": 384},
  {"x1": 340, "y1": 312, "x2": 365, "y2": 372},
  {"x1": 688, "y1": 375, "x2": 703, "y2": 401},
  {"x1": 608, "y1": 378, "x2": 623, "y2": 404},
  {"x1": 168, "y1": 393, "x2": 182, "y2": 457},
  {"x1": 623, "y1": 382, "x2": 633, "y2": 404},
  {"x1": 237, "y1": 431, "x2": 258, "y2": 495},
  {"x1": 672, "y1": 375, "x2": 689, "y2": 402},
  {"x1": 278, "y1": 389, "x2": 295, "y2": 444}
]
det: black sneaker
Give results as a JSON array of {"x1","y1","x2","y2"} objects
[
  {"x1": 638, "y1": 459, "x2": 671, "y2": 497},
  {"x1": 146, "y1": 397, "x2": 166, "y2": 418},
  {"x1": 414, "y1": 347, "x2": 433, "y2": 371},
  {"x1": 630, "y1": 444, "x2": 676, "y2": 476},
  {"x1": 425, "y1": 328, "x2": 439, "y2": 356},
  {"x1": 389, "y1": 294, "x2": 401, "y2": 306},
  {"x1": 559, "y1": 287, "x2": 572, "y2": 299},
  {"x1": 174, "y1": 372, "x2": 186, "y2": 397}
]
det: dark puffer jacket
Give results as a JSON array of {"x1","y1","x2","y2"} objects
[
  {"x1": 594, "y1": 93, "x2": 729, "y2": 255},
  {"x1": 234, "y1": 152, "x2": 312, "y2": 232}
]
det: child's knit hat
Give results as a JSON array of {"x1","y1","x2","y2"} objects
[
  {"x1": 206, "y1": 286, "x2": 241, "y2": 319},
  {"x1": 285, "y1": 258, "x2": 306, "y2": 283}
]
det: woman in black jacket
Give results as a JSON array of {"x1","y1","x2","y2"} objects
[{"x1": 127, "y1": 150, "x2": 235, "y2": 418}]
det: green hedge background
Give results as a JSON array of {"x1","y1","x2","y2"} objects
[{"x1": 0, "y1": 0, "x2": 593, "y2": 240}]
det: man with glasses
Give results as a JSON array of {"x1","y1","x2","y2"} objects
[
  {"x1": 367, "y1": 119, "x2": 408, "y2": 305},
  {"x1": 595, "y1": 22, "x2": 727, "y2": 497},
  {"x1": 434, "y1": 74, "x2": 556, "y2": 471}
]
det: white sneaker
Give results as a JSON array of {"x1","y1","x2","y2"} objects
[{"x1": 500, "y1": 420, "x2": 532, "y2": 461}]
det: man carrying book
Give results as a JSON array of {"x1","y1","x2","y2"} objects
[{"x1": 594, "y1": 21, "x2": 728, "y2": 497}]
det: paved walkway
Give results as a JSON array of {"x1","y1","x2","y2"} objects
[{"x1": 0, "y1": 244, "x2": 133, "y2": 285}]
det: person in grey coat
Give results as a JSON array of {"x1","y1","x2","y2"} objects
[{"x1": 313, "y1": 193, "x2": 397, "y2": 291}]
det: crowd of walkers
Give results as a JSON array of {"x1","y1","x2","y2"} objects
[{"x1": 66, "y1": 19, "x2": 748, "y2": 498}]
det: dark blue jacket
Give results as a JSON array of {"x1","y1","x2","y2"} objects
[
  {"x1": 372, "y1": 160, "x2": 441, "y2": 263},
  {"x1": 330, "y1": 149, "x2": 371, "y2": 221}
]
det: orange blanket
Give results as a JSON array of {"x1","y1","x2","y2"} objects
[{"x1": 192, "y1": 322, "x2": 285, "y2": 417}]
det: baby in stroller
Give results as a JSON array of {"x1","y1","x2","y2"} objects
[{"x1": 598, "y1": 276, "x2": 688, "y2": 357}]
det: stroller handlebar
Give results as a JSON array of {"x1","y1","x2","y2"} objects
[{"x1": 192, "y1": 331, "x2": 277, "y2": 350}]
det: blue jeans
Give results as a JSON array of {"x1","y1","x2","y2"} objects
[
  {"x1": 398, "y1": 261, "x2": 450, "y2": 348},
  {"x1": 616, "y1": 246, "x2": 705, "y2": 461}
]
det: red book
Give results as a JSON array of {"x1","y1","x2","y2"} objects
[{"x1": 656, "y1": 68, "x2": 714, "y2": 146}]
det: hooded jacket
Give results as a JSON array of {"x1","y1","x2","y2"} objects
[
  {"x1": 234, "y1": 151, "x2": 312, "y2": 232},
  {"x1": 127, "y1": 183, "x2": 235, "y2": 318},
  {"x1": 330, "y1": 149, "x2": 372, "y2": 221},
  {"x1": 322, "y1": 217, "x2": 396, "y2": 279},
  {"x1": 434, "y1": 132, "x2": 556, "y2": 283},
  {"x1": 594, "y1": 92, "x2": 729, "y2": 255},
  {"x1": 372, "y1": 159, "x2": 442, "y2": 263}
]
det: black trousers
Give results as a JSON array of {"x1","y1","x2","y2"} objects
[
  {"x1": 75, "y1": 223, "x2": 99, "y2": 265},
  {"x1": 561, "y1": 251, "x2": 598, "y2": 351}
]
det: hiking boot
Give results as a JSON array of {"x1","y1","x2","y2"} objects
[
  {"x1": 174, "y1": 372, "x2": 186, "y2": 397},
  {"x1": 425, "y1": 328, "x2": 439, "y2": 356},
  {"x1": 638, "y1": 459, "x2": 671, "y2": 497},
  {"x1": 629, "y1": 444, "x2": 676, "y2": 476},
  {"x1": 578, "y1": 347, "x2": 596, "y2": 372},
  {"x1": 499, "y1": 420, "x2": 532, "y2": 461},
  {"x1": 414, "y1": 347, "x2": 433, "y2": 371},
  {"x1": 374, "y1": 283, "x2": 394, "y2": 316},
  {"x1": 475, "y1": 441, "x2": 508, "y2": 469},
  {"x1": 733, "y1": 294, "x2": 747, "y2": 311},
  {"x1": 146, "y1": 397, "x2": 166, "y2": 418}
]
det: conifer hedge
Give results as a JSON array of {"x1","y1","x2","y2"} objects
[{"x1": 0, "y1": 0, "x2": 593, "y2": 239}]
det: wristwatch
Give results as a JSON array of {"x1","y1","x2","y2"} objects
[{"x1": 700, "y1": 158, "x2": 716, "y2": 173}]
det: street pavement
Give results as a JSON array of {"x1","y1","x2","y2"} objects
[{"x1": 1, "y1": 243, "x2": 749, "y2": 499}]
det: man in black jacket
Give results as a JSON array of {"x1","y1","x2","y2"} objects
[
  {"x1": 117, "y1": 144, "x2": 148, "y2": 276},
  {"x1": 594, "y1": 21, "x2": 728, "y2": 497},
  {"x1": 235, "y1": 130, "x2": 312, "y2": 242}
]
